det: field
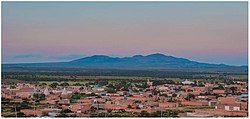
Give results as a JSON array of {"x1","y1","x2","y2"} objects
[{"x1": 2, "y1": 68, "x2": 248, "y2": 85}]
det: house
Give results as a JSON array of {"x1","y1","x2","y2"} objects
[
  {"x1": 181, "y1": 100, "x2": 207, "y2": 106},
  {"x1": 43, "y1": 87, "x2": 50, "y2": 96},
  {"x1": 194, "y1": 109, "x2": 247, "y2": 117},
  {"x1": 159, "y1": 102, "x2": 178, "y2": 108},
  {"x1": 14, "y1": 87, "x2": 35, "y2": 99},
  {"x1": 58, "y1": 99, "x2": 70, "y2": 106},
  {"x1": 208, "y1": 99, "x2": 217, "y2": 106},
  {"x1": 215, "y1": 97, "x2": 242, "y2": 111},
  {"x1": 213, "y1": 90, "x2": 225, "y2": 95},
  {"x1": 182, "y1": 79, "x2": 194, "y2": 85},
  {"x1": 193, "y1": 87, "x2": 206, "y2": 95},
  {"x1": 20, "y1": 109, "x2": 43, "y2": 116},
  {"x1": 60, "y1": 88, "x2": 71, "y2": 99},
  {"x1": 147, "y1": 79, "x2": 153, "y2": 86}
]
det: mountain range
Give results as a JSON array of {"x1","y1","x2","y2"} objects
[{"x1": 3, "y1": 53, "x2": 247, "y2": 72}]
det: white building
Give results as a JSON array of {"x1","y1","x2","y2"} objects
[{"x1": 182, "y1": 79, "x2": 194, "y2": 85}]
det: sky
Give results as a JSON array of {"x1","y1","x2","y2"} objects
[{"x1": 2, "y1": 2, "x2": 248, "y2": 66}]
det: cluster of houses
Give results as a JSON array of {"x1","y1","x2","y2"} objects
[{"x1": 1, "y1": 79, "x2": 248, "y2": 117}]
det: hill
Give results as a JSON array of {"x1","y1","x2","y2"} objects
[{"x1": 2, "y1": 53, "x2": 247, "y2": 73}]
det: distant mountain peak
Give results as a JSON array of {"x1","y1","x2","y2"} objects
[
  {"x1": 133, "y1": 55, "x2": 143, "y2": 58},
  {"x1": 90, "y1": 55, "x2": 111, "y2": 58},
  {"x1": 146, "y1": 53, "x2": 166, "y2": 57}
]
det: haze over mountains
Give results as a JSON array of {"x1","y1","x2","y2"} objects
[{"x1": 3, "y1": 53, "x2": 247, "y2": 73}]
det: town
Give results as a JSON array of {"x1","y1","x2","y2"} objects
[
  {"x1": 2, "y1": 77, "x2": 248, "y2": 117},
  {"x1": 2, "y1": 1, "x2": 248, "y2": 118}
]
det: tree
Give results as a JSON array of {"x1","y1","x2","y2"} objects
[
  {"x1": 106, "y1": 88, "x2": 117, "y2": 93},
  {"x1": 107, "y1": 84, "x2": 115, "y2": 89},
  {"x1": 70, "y1": 92, "x2": 81, "y2": 103},
  {"x1": 217, "y1": 84, "x2": 225, "y2": 90},
  {"x1": 151, "y1": 111, "x2": 161, "y2": 117},
  {"x1": 114, "y1": 80, "x2": 131, "y2": 91},
  {"x1": 60, "y1": 109, "x2": 72, "y2": 113},
  {"x1": 73, "y1": 83, "x2": 83, "y2": 86},
  {"x1": 17, "y1": 112, "x2": 26, "y2": 117},
  {"x1": 230, "y1": 87, "x2": 238, "y2": 94},
  {"x1": 60, "y1": 82, "x2": 69, "y2": 87},
  {"x1": 50, "y1": 82, "x2": 59, "y2": 88},
  {"x1": 97, "y1": 80, "x2": 108, "y2": 87},
  {"x1": 57, "y1": 113, "x2": 68, "y2": 117},
  {"x1": 41, "y1": 83, "x2": 47, "y2": 86},
  {"x1": 33, "y1": 93, "x2": 46, "y2": 101},
  {"x1": 172, "y1": 93, "x2": 177, "y2": 97},
  {"x1": 138, "y1": 82, "x2": 149, "y2": 89},
  {"x1": 134, "y1": 100, "x2": 141, "y2": 104},
  {"x1": 17, "y1": 100, "x2": 31, "y2": 109},
  {"x1": 140, "y1": 111, "x2": 150, "y2": 117},
  {"x1": 162, "y1": 110, "x2": 179, "y2": 117},
  {"x1": 107, "y1": 109, "x2": 112, "y2": 113},
  {"x1": 167, "y1": 98, "x2": 175, "y2": 102},
  {"x1": 127, "y1": 105, "x2": 132, "y2": 109},
  {"x1": 10, "y1": 85, "x2": 16, "y2": 89},
  {"x1": 197, "y1": 81, "x2": 205, "y2": 87},
  {"x1": 106, "y1": 84, "x2": 117, "y2": 93},
  {"x1": 185, "y1": 93, "x2": 195, "y2": 101},
  {"x1": 57, "y1": 109, "x2": 73, "y2": 117},
  {"x1": 152, "y1": 90, "x2": 160, "y2": 95}
]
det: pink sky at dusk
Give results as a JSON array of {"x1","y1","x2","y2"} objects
[{"x1": 2, "y1": 2, "x2": 248, "y2": 65}]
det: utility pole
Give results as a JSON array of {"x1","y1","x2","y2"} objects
[
  {"x1": 33, "y1": 100, "x2": 36, "y2": 116},
  {"x1": 15, "y1": 105, "x2": 17, "y2": 118},
  {"x1": 11, "y1": 98, "x2": 18, "y2": 118},
  {"x1": 3, "y1": 101, "x2": 18, "y2": 118},
  {"x1": 97, "y1": 101, "x2": 100, "y2": 117},
  {"x1": 161, "y1": 110, "x2": 163, "y2": 118}
]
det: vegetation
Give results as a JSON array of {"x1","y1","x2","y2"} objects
[
  {"x1": 33, "y1": 93, "x2": 46, "y2": 101},
  {"x1": 185, "y1": 93, "x2": 195, "y2": 101},
  {"x1": 49, "y1": 82, "x2": 59, "y2": 88},
  {"x1": 3, "y1": 68, "x2": 247, "y2": 84},
  {"x1": 70, "y1": 92, "x2": 98, "y2": 103},
  {"x1": 90, "y1": 109, "x2": 179, "y2": 117}
]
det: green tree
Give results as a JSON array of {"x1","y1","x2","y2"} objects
[
  {"x1": 17, "y1": 112, "x2": 26, "y2": 117},
  {"x1": 230, "y1": 87, "x2": 238, "y2": 94},
  {"x1": 185, "y1": 93, "x2": 195, "y2": 101},
  {"x1": 162, "y1": 110, "x2": 179, "y2": 117},
  {"x1": 127, "y1": 105, "x2": 132, "y2": 109},
  {"x1": 73, "y1": 83, "x2": 83, "y2": 86},
  {"x1": 134, "y1": 100, "x2": 141, "y2": 104},
  {"x1": 17, "y1": 100, "x2": 31, "y2": 109},
  {"x1": 40, "y1": 83, "x2": 47, "y2": 86},
  {"x1": 60, "y1": 82, "x2": 69, "y2": 87},
  {"x1": 60, "y1": 109, "x2": 72, "y2": 113},
  {"x1": 140, "y1": 111, "x2": 150, "y2": 117},
  {"x1": 10, "y1": 85, "x2": 16, "y2": 89},
  {"x1": 70, "y1": 92, "x2": 82, "y2": 103},
  {"x1": 97, "y1": 80, "x2": 108, "y2": 87},
  {"x1": 215, "y1": 84, "x2": 225, "y2": 90},
  {"x1": 106, "y1": 88, "x2": 117, "y2": 93},
  {"x1": 33, "y1": 93, "x2": 46, "y2": 101},
  {"x1": 106, "y1": 84, "x2": 117, "y2": 93},
  {"x1": 150, "y1": 111, "x2": 161, "y2": 117},
  {"x1": 107, "y1": 109, "x2": 112, "y2": 113},
  {"x1": 172, "y1": 93, "x2": 177, "y2": 97},
  {"x1": 50, "y1": 82, "x2": 59, "y2": 88}
]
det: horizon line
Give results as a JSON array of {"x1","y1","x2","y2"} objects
[{"x1": 2, "y1": 53, "x2": 248, "y2": 67}]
